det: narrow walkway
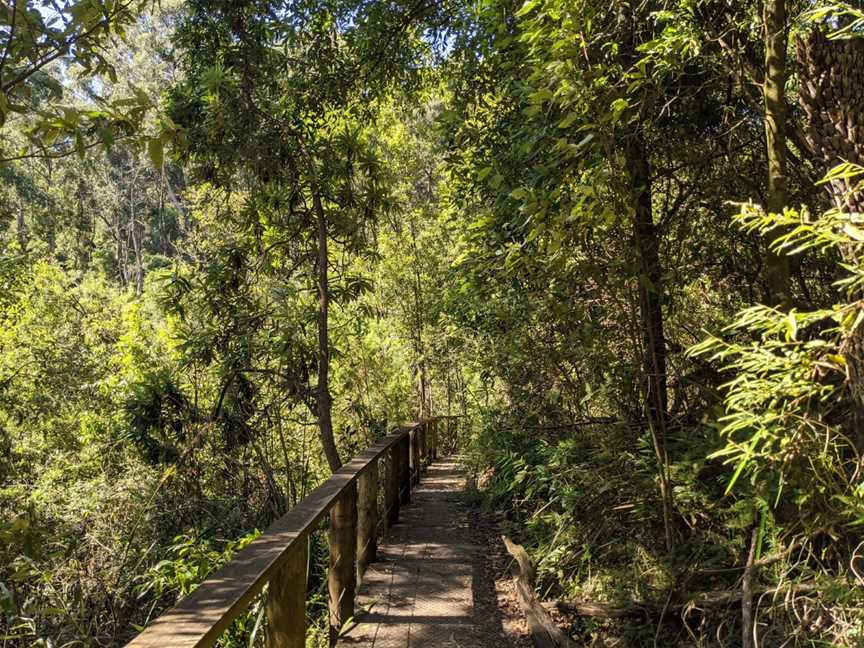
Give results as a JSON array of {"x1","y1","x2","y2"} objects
[{"x1": 337, "y1": 459, "x2": 512, "y2": 647}]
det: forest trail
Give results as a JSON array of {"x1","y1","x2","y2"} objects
[{"x1": 337, "y1": 459, "x2": 516, "y2": 648}]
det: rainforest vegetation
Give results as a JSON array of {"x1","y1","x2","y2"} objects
[{"x1": 3, "y1": 0, "x2": 864, "y2": 645}]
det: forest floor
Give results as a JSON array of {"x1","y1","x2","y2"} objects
[
  {"x1": 471, "y1": 484, "x2": 533, "y2": 648},
  {"x1": 336, "y1": 458, "x2": 530, "y2": 647}
]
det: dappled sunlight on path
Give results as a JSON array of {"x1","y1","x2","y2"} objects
[{"x1": 337, "y1": 459, "x2": 513, "y2": 647}]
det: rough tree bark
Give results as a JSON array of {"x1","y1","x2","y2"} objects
[
  {"x1": 798, "y1": 27, "x2": 864, "y2": 450},
  {"x1": 763, "y1": 0, "x2": 792, "y2": 308}
]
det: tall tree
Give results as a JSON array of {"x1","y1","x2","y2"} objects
[
  {"x1": 798, "y1": 12, "x2": 864, "y2": 445},
  {"x1": 443, "y1": 0, "x2": 705, "y2": 550},
  {"x1": 168, "y1": 0, "x2": 436, "y2": 470}
]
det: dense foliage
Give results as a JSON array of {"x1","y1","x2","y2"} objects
[{"x1": 3, "y1": 0, "x2": 864, "y2": 646}]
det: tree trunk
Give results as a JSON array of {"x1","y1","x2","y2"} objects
[
  {"x1": 116, "y1": 216, "x2": 128, "y2": 288},
  {"x1": 798, "y1": 29, "x2": 864, "y2": 451},
  {"x1": 741, "y1": 527, "x2": 759, "y2": 648},
  {"x1": 313, "y1": 191, "x2": 343, "y2": 473},
  {"x1": 16, "y1": 199, "x2": 28, "y2": 252},
  {"x1": 408, "y1": 220, "x2": 428, "y2": 418},
  {"x1": 130, "y1": 215, "x2": 144, "y2": 297},
  {"x1": 763, "y1": 0, "x2": 792, "y2": 308},
  {"x1": 625, "y1": 133, "x2": 673, "y2": 553}
]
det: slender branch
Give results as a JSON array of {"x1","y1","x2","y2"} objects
[
  {"x1": 0, "y1": 0, "x2": 18, "y2": 87},
  {"x1": 741, "y1": 527, "x2": 759, "y2": 648},
  {"x1": 0, "y1": 131, "x2": 131, "y2": 163},
  {"x1": 1, "y1": 0, "x2": 137, "y2": 94}
]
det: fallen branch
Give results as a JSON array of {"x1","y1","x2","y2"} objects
[
  {"x1": 683, "y1": 582, "x2": 818, "y2": 609},
  {"x1": 742, "y1": 528, "x2": 758, "y2": 648},
  {"x1": 687, "y1": 540, "x2": 807, "y2": 579},
  {"x1": 502, "y1": 536, "x2": 574, "y2": 648}
]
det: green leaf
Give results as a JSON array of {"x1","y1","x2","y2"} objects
[
  {"x1": 516, "y1": 0, "x2": 539, "y2": 17},
  {"x1": 558, "y1": 112, "x2": 578, "y2": 129},
  {"x1": 843, "y1": 223, "x2": 864, "y2": 241},
  {"x1": 0, "y1": 582, "x2": 12, "y2": 613},
  {"x1": 610, "y1": 98, "x2": 629, "y2": 121},
  {"x1": 74, "y1": 131, "x2": 85, "y2": 158},
  {"x1": 148, "y1": 137, "x2": 164, "y2": 169},
  {"x1": 98, "y1": 126, "x2": 115, "y2": 149},
  {"x1": 785, "y1": 311, "x2": 797, "y2": 341},
  {"x1": 576, "y1": 133, "x2": 594, "y2": 149}
]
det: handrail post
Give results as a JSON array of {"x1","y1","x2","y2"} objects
[
  {"x1": 328, "y1": 483, "x2": 357, "y2": 646},
  {"x1": 417, "y1": 422, "x2": 428, "y2": 468},
  {"x1": 410, "y1": 428, "x2": 420, "y2": 485},
  {"x1": 400, "y1": 434, "x2": 411, "y2": 504},
  {"x1": 450, "y1": 417, "x2": 457, "y2": 454},
  {"x1": 266, "y1": 536, "x2": 308, "y2": 648},
  {"x1": 430, "y1": 418, "x2": 438, "y2": 461},
  {"x1": 386, "y1": 442, "x2": 400, "y2": 526},
  {"x1": 356, "y1": 458, "x2": 378, "y2": 581}
]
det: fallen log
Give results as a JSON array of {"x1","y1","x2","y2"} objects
[
  {"x1": 549, "y1": 600, "x2": 647, "y2": 619},
  {"x1": 549, "y1": 582, "x2": 819, "y2": 619},
  {"x1": 502, "y1": 535, "x2": 574, "y2": 648}
]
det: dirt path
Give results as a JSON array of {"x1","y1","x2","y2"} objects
[{"x1": 336, "y1": 458, "x2": 528, "y2": 647}]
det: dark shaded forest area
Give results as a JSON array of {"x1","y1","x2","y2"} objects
[{"x1": 2, "y1": 0, "x2": 864, "y2": 646}]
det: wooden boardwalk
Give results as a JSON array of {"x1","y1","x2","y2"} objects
[
  {"x1": 124, "y1": 421, "x2": 518, "y2": 648},
  {"x1": 337, "y1": 459, "x2": 512, "y2": 647}
]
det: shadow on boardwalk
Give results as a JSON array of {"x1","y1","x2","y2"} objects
[{"x1": 337, "y1": 458, "x2": 515, "y2": 647}]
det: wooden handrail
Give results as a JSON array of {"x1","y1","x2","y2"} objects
[{"x1": 125, "y1": 418, "x2": 441, "y2": 648}]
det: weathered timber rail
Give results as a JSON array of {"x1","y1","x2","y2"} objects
[{"x1": 126, "y1": 417, "x2": 460, "y2": 648}]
